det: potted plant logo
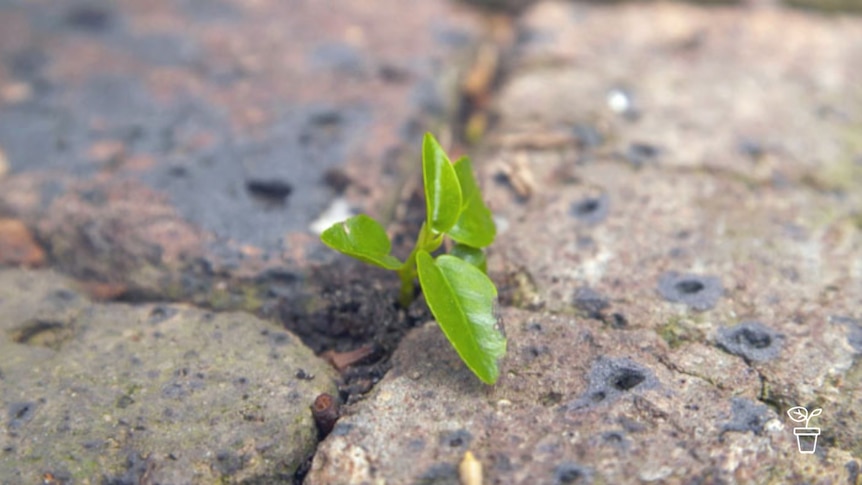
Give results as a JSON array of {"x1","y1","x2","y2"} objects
[{"x1": 787, "y1": 406, "x2": 822, "y2": 454}]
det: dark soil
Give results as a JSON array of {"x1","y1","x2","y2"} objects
[
  {"x1": 278, "y1": 260, "x2": 431, "y2": 401},
  {"x1": 275, "y1": 177, "x2": 437, "y2": 402}
]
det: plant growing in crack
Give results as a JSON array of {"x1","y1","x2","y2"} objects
[{"x1": 320, "y1": 133, "x2": 506, "y2": 384}]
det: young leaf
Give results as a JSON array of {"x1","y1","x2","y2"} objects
[
  {"x1": 448, "y1": 157, "x2": 495, "y2": 248},
  {"x1": 320, "y1": 215, "x2": 402, "y2": 270},
  {"x1": 423, "y1": 133, "x2": 462, "y2": 235},
  {"x1": 416, "y1": 251, "x2": 506, "y2": 384},
  {"x1": 450, "y1": 243, "x2": 487, "y2": 274}
]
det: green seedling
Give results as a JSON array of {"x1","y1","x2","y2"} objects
[{"x1": 320, "y1": 133, "x2": 506, "y2": 384}]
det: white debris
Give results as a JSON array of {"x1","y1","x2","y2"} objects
[{"x1": 310, "y1": 198, "x2": 354, "y2": 235}]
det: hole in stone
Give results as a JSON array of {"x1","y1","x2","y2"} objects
[
  {"x1": 11, "y1": 403, "x2": 32, "y2": 420},
  {"x1": 573, "y1": 287, "x2": 608, "y2": 319},
  {"x1": 657, "y1": 272, "x2": 723, "y2": 311},
  {"x1": 51, "y1": 289, "x2": 77, "y2": 301},
  {"x1": 736, "y1": 328, "x2": 772, "y2": 349},
  {"x1": 7, "y1": 48, "x2": 48, "y2": 79},
  {"x1": 9, "y1": 320, "x2": 72, "y2": 350},
  {"x1": 590, "y1": 391, "x2": 606, "y2": 403},
  {"x1": 674, "y1": 280, "x2": 704, "y2": 294},
  {"x1": 322, "y1": 168, "x2": 352, "y2": 193},
  {"x1": 310, "y1": 110, "x2": 342, "y2": 127},
  {"x1": 440, "y1": 429, "x2": 472, "y2": 448},
  {"x1": 716, "y1": 322, "x2": 782, "y2": 362},
  {"x1": 574, "y1": 199, "x2": 599, "y2": 215},
  {"x1": 8, "y1": 402, "x2": 37, "y2": 429},
  {"x1": 570, "y1": 194, "x2": 609, "y2": 224},
  {"x1": 419, "y1": 464, "x2": 458, "y2": 482},
  {"x1": 149, "y1": 306, "x2": 178, "y2": 324},
  {"x1": 611, "y1": 369, "x2": 645, "y2": 391},
  {"x1": 626, "y1": 142, "x2": 659, "y2": 167},
  {"x1": 607, "y1": 313, "x2": 627, "y2": 329},
  {"x1": 539, "y1": 391, "x2": 563, "y2": 407},
  {"x1": 721, "y1": 397, "x2": 770, "y2": 435},
  {"x1": 554, "y1": 463, "x2": 589, "y2": 484},
  {"x1": 736, "y1": 328, "x2": 771, "y2": 349},
  {"x1": 65, "y1": 5, "x2": 113, "y2": 32},
  {"x1": 246, "y1": 179, "x2": 293, "y2": 205}
]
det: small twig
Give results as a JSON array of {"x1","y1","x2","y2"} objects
[{"x1": 321, "y1": 344, "x2": 376, "y2": 372}]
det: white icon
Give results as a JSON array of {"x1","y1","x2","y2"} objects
[{"x1": 787, "y1": 406, "x2": 822, "y2": 454}]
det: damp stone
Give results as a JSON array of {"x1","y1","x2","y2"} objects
[
  {"x1": 715, "y1": 321, "x2": 783, "y2": 363},
  {"x1": 657, "y1": 272, "x2": 723, "y2": 311},
  {"x1": 565, "y1": 357, "x2": 658, "y2": 411},
  {"x1": 439, "y1": 429, "x2": 472, "y2": 448},
  {"x1": 572, "y1": 286, "x2": 609, "y2": 319},
  {"x1": 720, "y1": 397, "x2": 771, "y2": 436},
  {"x1": 830, "y1": 316, "x2": 862, "y2": 353},
  {"x1": 570, "y1": 193, "x2": 609, "y2": 225},
  {"x1": 554, "y1": 462, "x2": 592, "y2": 484}
]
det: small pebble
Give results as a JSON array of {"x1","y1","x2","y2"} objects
[{"x1": 459, "y1": 451, "x2": 483, "y2": 485}]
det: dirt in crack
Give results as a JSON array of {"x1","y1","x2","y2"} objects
[
  {"x1": 277, "y1": 260, "x2": 430, "y2": 401},
  {"x1": 281, "y1": 259, "x2": 430, "y2": 484}
]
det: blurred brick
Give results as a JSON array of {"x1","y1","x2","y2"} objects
[
  {"x1": 785, "y1": 0, "x2": 862, "y2": 12},
  {"x1": 0, "y1": 218, "x2": 45, "y2": 267},
  {"x1": 0, "y1": 0, "x2": 483, "y2": 302}
]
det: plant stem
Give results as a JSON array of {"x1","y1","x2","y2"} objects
[
  {"x1": 396, "y1": 222, "x2": 443, "y2": 308},
  {"x1": 398, "y1": 268, "x2": 415, "y2": 308}
]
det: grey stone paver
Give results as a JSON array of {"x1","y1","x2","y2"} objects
[
  {"x1": 0, "y1": 269, "x2": 339, "y2": 483},
  {"x1": 309, "y1": 307, "x2": 859, "y2": 483}
]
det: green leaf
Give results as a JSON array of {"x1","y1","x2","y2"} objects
[
  {"x1": 320, "y1": 215, "x2": 402, "y2": 270},
  {"x1": 448, "y1": 156, "x2": 496, "y2": 248},
  {"x1": 423, "y1": 133, "x2": 462, "y2": 235},
  {"x1": 450, "y1": 243, "x2": 487, "y2": 274},
  {"x1": 416, "y1": 251, "x2": 506, "y2": 384}
]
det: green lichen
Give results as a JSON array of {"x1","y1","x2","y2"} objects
[
  {"x1": 657, "y1": 315, "x2": 695, "y2": 349},
  {"x1": 802, "y1": 123, "x2": 862, "y2": 192},
  {"x1": 239, "y1": 285, "x2": 264, "y2": 313}
]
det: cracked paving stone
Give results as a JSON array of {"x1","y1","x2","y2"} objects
[
  {"x1": 0, "y1": 269, "x2": 338, "y2": 482},
  {"x1": 308, "y1": 308, "x2": 858, "y2": 483},
  {"x1": 308, "y1": 2, "x2": 861, "y2": 483}
]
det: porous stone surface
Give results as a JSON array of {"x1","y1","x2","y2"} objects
[
  {"x1": 309, "y1": 309, "x2": 858, "y2": 483},
  {"x1": 1, "y1": 0, "x2": 861, "y2": 483},
  {"x1": 0, "y1": 0, "x2": 481, "y2": 305},
  {"x1": 309, "y1": 1, "x2": 862, "y2": 483},
  {"x1": 0, "y1": 269, "x2": 339, "y2": 483}
]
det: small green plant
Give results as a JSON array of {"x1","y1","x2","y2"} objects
[{"x1": 320, "y1": 133, "x2": 506, "y2": 384}]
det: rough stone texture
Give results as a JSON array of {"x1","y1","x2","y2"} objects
[
  {"x1": 786, "y1": 0, "x2": 862, "y2": 12},
  {"x1": 0, "y1": 269, "x2": 339, "y2": 483},
  {"x1": 1, "y1": 0, "x2": 861, "y2": 483},
  {"x1": 310, "y1": 2, "x2": 862, "y2": 483},
  {"x1": 0, "y1": 0, "x2": 481, "y2": 304},
  {"x1": 309, "y1": 310, "x2": 858, "y2": 483},
  {"x1": 715, "y1": 321, "x2": 784, "y2": 363},
  {"x1": 481, "y1": 3, "x2": 862, "y2": 435}
]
